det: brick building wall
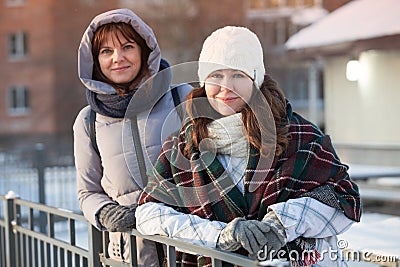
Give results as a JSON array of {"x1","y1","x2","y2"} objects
[
  {"x1": 0, "y1": 2, "x2": 55, "y2": 135},
  {"x1": 0, "y1": 0, "x2": 118, "y2": 154}
]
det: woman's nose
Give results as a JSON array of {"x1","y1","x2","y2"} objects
[
  {"x1": 112, "y1": 49, "x2": 123, "y2": 62},
  {"x1": 219, "y1": 77, "x2": 234, "y2": 91}
]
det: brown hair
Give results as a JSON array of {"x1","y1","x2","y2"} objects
[
  {"x1": 185, "y1": 74, "x2": 289, "y2": 157},
  {"x1": 91, "y1": 22, "x2": 151, "y2": 96}
]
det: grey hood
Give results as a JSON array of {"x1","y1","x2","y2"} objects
[{"x1": 78, "y1": 8, "x2": 161, "y2": 95}]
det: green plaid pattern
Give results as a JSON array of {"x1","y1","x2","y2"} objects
[{"x1": 139, "y1": 106, "x2": 361, "y2": 266}]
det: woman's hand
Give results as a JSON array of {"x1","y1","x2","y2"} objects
[
  {"x1": 260, "y1": 212, "x2": 287, "y2": 258},
  {"x1": 216, "y1": 217, "x2": 271, "y2": 254},
  {"x1": 98, "y1": 203, "x2": 136, "y2": 232},
  {"x1": 217, "y1": 214, "x2": 287, "y2": 256}
]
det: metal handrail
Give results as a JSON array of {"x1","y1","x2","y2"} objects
[
  {"x1": 131, "y1": 229, "x2": 260, "y2": 267},
  {"x1": 1, "y1": 191, "x2": 286, "y2": 267}
]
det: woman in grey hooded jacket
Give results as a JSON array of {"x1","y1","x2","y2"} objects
[{"x1": 73, "y1": 8, "x2": 191, "y2": 266}]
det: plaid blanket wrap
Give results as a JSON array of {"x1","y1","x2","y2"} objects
[{"x1": 139, "y1": 110, "x2": 361, "y2": 267}]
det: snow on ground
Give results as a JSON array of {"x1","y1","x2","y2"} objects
[
  {"x1": 339, "y1": 212, "x2": 400, "y2": 264},
  {"x1": 347, "y1": 261, "x2": 380, "y2": 267}
]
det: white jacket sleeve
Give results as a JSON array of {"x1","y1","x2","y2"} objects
[
  {"x1": 268, "y1": 197, "x2": 354, "y2": 242},
  {"x1": 136, "y1": 202, "x2": 226, "y2": 248}
]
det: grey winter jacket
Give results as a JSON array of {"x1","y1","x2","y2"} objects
[{"x1": 73, "y1": 8, "x2": 191, "y2": 264}]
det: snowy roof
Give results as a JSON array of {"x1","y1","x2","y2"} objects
[
  {"x1": 290, "y1": 7, "x2": 328, "y2": 26},
  {"x1": 286, "y1": 0, "x2": 400, "y2": 49}
]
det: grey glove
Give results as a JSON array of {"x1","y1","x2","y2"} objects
[
  {"x1": 97, "y1": 203, "x2": 136, "y2": 232},
  {"x1": 260, "y1": 212, "x2": 287, "y2": 258},
  {"x1": 217, "y1": 217, "x2": 271, "y2": 254}
]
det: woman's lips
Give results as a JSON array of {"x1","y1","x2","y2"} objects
[
  {"x1": 112, "y1": 66, "x2": 130, "y2": 71},
  {"x1": 217, "y1": 97, "x2": 238, "y2": 103}
]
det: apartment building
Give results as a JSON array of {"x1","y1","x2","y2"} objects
[{"x1": 0, "y1": 0, "x2": 119, "y2": 157}]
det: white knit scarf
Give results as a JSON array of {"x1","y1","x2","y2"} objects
[{"x1": 207, "y1": 113, "x2": 249, "y2": 158}]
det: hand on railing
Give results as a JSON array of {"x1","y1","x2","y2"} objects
[
  {"x1": 259, "y1": 212, "x2": 287, "y2": 258},
  {"x1": 98, "y1": 203, "x2": 136, "y2": 232},
  {"x1": 216, "y1": 217, "x2": 271, "y2": 254}
]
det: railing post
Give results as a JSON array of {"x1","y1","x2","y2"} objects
[
  {"x1": 4, "y1": 191, "x2": 17, "y2": 267},
  {"x1": 166, "y1": 245, "x2": 177, "y2": 267},
  {"x1": 88, "y1": 224, "x2": 103, "y2": 266},
  {"x1": 35, "y1": 143, "x2": 46, "y2": 233},
  {"x1": 129, "y1": 234, "x2": 137, "y2": 266}
]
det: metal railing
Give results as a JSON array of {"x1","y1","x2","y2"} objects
[
  {"x1": 1, "y1": 191, "x2": 285, "y2": 267},
  {"x1": 0, "y1": 191, "x2": 100, "y2": 267}
]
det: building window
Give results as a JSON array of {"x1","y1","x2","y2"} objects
[
  {"x1": 8, "y1": 86, "x2": 30, "y2": 115},
  {"x1": 5, "y1": 0, "x2": 26, "y2": 6},
  {"x1": 8, "y1": 32, "x2": 28, "y2": 60},
  {"x1": 249, "y1": 0, "x2": 319, "y2": 9},
  {"x1": 304, "y1": 0, "x2": 316, "y2": 7},
  {"x1": 250, "y1": 0, "x2": 282, "y2": 9}
]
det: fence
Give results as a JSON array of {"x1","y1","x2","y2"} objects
[
  {"x1": 0, "y1": 147, "x2": 79, "y2": 212},
  {"x1": 0, "y1": 191, "x2": 285, "y2": 267}
]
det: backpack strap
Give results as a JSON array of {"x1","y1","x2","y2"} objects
[
  {"x1": 89, "y1": 109, "x2": 100, "y2": 156},
  {"x1": 130, "y1": 115, "x2": 166, "y2": 266}
]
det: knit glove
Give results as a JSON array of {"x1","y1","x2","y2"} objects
[
  {"x1": 259, "y1": 212, "x2": 287, "y2": 258},
  {"x1": 97, "y1": 203, "x2": 136, "y2": 232},
  {"x1": 217, "y1": 217, "x2": 271, "y2": 254}
]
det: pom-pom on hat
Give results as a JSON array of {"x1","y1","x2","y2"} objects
[{"x1": 198, "y1": 26, "x2": 265, "y2": 87}]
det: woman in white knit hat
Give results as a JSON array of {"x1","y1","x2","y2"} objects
[{"x1": 135, "y1": 26, "x2": 361, "y2": 266}]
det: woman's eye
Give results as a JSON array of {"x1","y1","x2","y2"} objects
[
  {"x1": 233, "y1": 73, "x2": 245, "y2": 78},
  {"x1": 100, "y1": 48, "x2": 112, "y2": 54},
  {"x1": 124, "y1": 43, "x2": 136, "y2": 50},
  {"x1": 210, "y1": 73, "x2": 223, "y2": 79}
]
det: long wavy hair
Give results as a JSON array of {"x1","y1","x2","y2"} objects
[
  {"x1": 185, "y1": 73, "x2": 289, "y2": 158},
  {"x1": 91, "y1": 22, "x2": 151, "y2": 96}
]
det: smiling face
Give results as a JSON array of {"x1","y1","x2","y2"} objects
[
  {"x1": 98, "y1": 31, "x2": 142, "y2": 84},
  {"x1": 204, "y1": 69, "x2": 254, "y2": 116}
]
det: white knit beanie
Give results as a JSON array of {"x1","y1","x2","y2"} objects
[{"x1": 198, "y1": 26, "x2": 265, "y2": 87}]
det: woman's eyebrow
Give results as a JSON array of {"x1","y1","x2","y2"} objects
[{"x1": 121, "y1": 40, "x2": 136, "y2": 45}]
